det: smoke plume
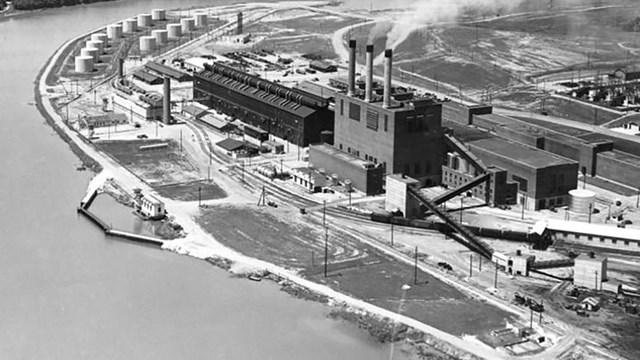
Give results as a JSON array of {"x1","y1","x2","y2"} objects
[{"x1": 367, "y1": 0, "x2": 526, "y2": 50}]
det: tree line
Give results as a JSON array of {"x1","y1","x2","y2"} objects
[
  {"x1": 13, "y1": 0, "x2": 116, "y2": 11},
  {"x1": 0, "y1": 0, "x2": 7, "y2": 11}
]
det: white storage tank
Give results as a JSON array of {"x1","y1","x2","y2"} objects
[
  {"x1": 569, "y1": 189, "x2": 596, "y2": 214},
  {"x1": 91, "y1": 33, "x2": 108, "y2": 48},
  {"x1": 181, "y1": 18, "x2": 195, "y2": 32},
  {"x1": 151, "y1": 29, "x2": 168, "y2": 45},
  {"x1": 106, "y1": 24, "x2": 123, "y2": 40},
  {"x1": 151, "y1": 9, "x2": 166, "y2": 21},
  {"x1": 167, "y1": 23, "x2": 182, "y2": 39},
  {"x1": 81, "y1": 47, "x2": 99, "y2": 62},
  {"x1": 75, "y1": 56, "x2": 94, "y2": 73},
  {"x1": 137, "y1": 13, "x2": 152, "y2": 27},
  {"x1": 140, "y1": 36, "x2": 156, "y2": 52},
  {"x1": 194, "y1": 13, "x2": 208, "y2": 27},
  {"x1": 123, "y1": 18, "x2": 137, "y2": 33},
  {"x1": 86, "y1": 40, "x2": 104, "y2": 55}
]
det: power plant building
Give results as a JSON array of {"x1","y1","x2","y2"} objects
[{"x1": 193, "y1": 62, "x2": 334, "y2": 146}]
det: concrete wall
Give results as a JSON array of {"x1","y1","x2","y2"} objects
[
  {"x1": 595, "y1": 151, "x2": 640, "y2": 188},
  {"x1": 385, "y1": 175, "x2": 421, "y2": 218}
]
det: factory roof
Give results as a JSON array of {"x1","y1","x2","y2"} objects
[
  {"x1": 216, "y1": 138, "x2": 244, "y2": 152},
  {"x1": 541, "y1": 219, "x2": 640, "y2": 242},
  {"x1": 133, "y1": 70, "x2": 162, "y2": 85},
  {"x1": 473, "y1": 113, "x2": 518, "y2": 126},
  {"x1": 199, "y1": 113, "x2": 234, "y2": 131},
  {"x1": 309, "y1": 60, "x2": 337, "y2": 72},
  {"x1": 469, "y1": 137, "x2": 577, "y2": 169},
  {"x1": 387, "y1": 174, "x2": 420, "y2": 184},
  {"x1": 310, "y1": 143, "x2": 378, "y2": 169},
  {"x1": 182, "y1": 104, "x2": 208, "y2": 118},
  {"x1": 196, "y1": 70, "x2": 318, "y2": 118},
  {"x1": 295, "y1": 81, "x2": 336, "y2": 100},
  {"x1": 145, "y1": 61, "x2": 192, "y2": 82}
]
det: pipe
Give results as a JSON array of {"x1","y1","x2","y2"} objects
[
  {"x1": 347, "y1": 40, "x2": 356, "y2": 96},
  {"x1": 383, "y1": 49, "x2": 392, "y2": 108},
  {"x1": 163, "y1": 76, "x2": 171, "y2": 124},
  {"x1": 365, "y1": 44, "x2": 373, "y2": 103}
]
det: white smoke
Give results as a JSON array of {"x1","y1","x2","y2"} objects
[{"x1": 368, "y1": 0, "x2": 526, "y2": 50}]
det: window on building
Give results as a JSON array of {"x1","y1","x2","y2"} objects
[
  {"x1": 340, "y1": 99, "x2": 344, "y2": 116},
  {"x1": 416, "y1": 115, "x2": 424, "y2": 131},
  {"x1": 512, "y1": 175, "x2": 528, "y2": 192},
  {"x1": 588, "y1": 236, "x2": 593, "y2": 241},
  {"x1": 404, "y1": 163, "x2": 410, "y2": 175},
  {"x1": 414, "y1": 163, "x2": 421, "y2": 175},
  {"x1": 600, "y1": 237, "x2": 605, "y2": 242},
  {"x1": 349, "y1": 102, "x2": 361, "y2": 121},
  {"x1": 624, "y1": 240, "x2": 629, "y2": 246},
  {"x1": 347, "y1": 147, "x2": 351, "y2": 154},
  {"x1": 575, "y1": 234, "x2": 580, "y2": 240},
  {"x1": 384, "y1": 115, "x2": 388, "y2": 132},
  {"x1": 339, "y1": 144, "x2": 343, "y2": 150},
  {"x1": 612, "y1": 239, "x2": 617, "y2": 244},
  {"x1": 366, "y1": 109, "x2": 379, "y2": 131},
  {"x1": 356, "y1": 150, "x2": 360, "y2": 157},
  {"x1": 373, "y1": 158, "x2": 377, "y2": 164},
  {"x1": 365, "y1": 154, "x2": 368, "y2": 161},
  {"x1": 406, "y1": 116, "x2": 415, "y2": 132}
]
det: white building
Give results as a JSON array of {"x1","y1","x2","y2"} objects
[
  {"x1": 140, "y1": 194, "x2": 165, "y2": 219},
  {"x1": 574, "y1": 253, "x2": 607, "y2": 291},
  {"x1": 385, "y1": 174, "x2": 421, "y2": 218}
]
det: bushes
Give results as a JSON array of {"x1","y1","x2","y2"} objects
[{"x1": 13, "y1": 0, "x2": 115, "y2": 11}]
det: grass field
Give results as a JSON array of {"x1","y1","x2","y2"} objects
[
  {"x1": 197, "y1": 204, "x2": 515, "y2": 337},
  {"x1": 96, "y1": 139, "x2": 202, "y2": 186}
]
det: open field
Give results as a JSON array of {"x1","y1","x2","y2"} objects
[
  {"x1": 154, "y1": 180, "x2": 227, "y2": 201},
  {"x1": 96, "y1": 139, "x2": 202, "y2": 186},
  {"x1": 197, "y1": 204, "x2": 516, "y2": 338}
]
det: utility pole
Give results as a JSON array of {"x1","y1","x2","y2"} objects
[
  {"x1": 636, "y1": 189, "x2": 640, "y2": 208},
  {"x1": 460, "y1": 197, "x2": 463, "y2": 223},
  {"x1": 323, "y1": 200, "x2": 327, "y2": 225},
  {"x1": 241, "y1": 161, "x2": 245, "y2": 183},
  {"x1": 521, "y1": 196, "x2": 526, "y2": 220},
  {"x1": 280, "y1": 158, "x2": 283, "y2": 177},
  {"x1": 391, "y1": 221, "x2": 394, "y2": 246},
  {"x1": 180, "y1": 129, "x2": 183, "y2": 152},
  {"x1": 414, "y1": 246, "x2": 419, "y2": 285},
  {"x1": 198, "y1": 186, "x2": 202, "y2": 207},
  {"x1": 530, "y1": 307, "x2": 534, "y2": 330},
  {"x1": 588, "y1": 203, "x2": 593, "y2": 223},
  {"x1": 494, "y1": 262, "x2": 498, "y2": 289},
  {"x1": 469, "y1": 254, "x2": 473, "y2": 278},
  {"x1": 324, "y1": 225, "x2": 328, "y2": 278},
  {"x1": 539, "y1": 299, "x2": 544, "y2": 325}
]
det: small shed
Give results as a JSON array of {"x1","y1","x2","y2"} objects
[
  {"x1": 199, "y1": 113, "x2": 235, "y2": 133},
  {"x1": 216, "y1": 138, "x2": 245, "y2": 154},
  {"x1": 291, "y1": 167, "x2": 326, "y2": 193},
  {"x1": 182, "y1": 104, "x2": 208, "y2": 120},
  {"x1": 82, "y1": 113, "x2": 128, "y2": 129},
  {"x1": 263, "y1": 140, "x2": 284, "y2": 154},
  {"x1": 581, "y1": 297, "x2": 600, "y2": 312},
  {"x1": 139, "y1": 194, "x2": 165, "y2": 220},
  {"x1": 309, "y1": 60, "x2": 337, "y2": 73}
]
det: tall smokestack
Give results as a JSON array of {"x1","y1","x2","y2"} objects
[
  {"x1": 163, "y1": 76, "x2": 171, "y2": 124},
  {"x1": 364, "y1": 44, "x2": 373, "y2": 103},
  {"x1": 237, "y1": 12, "x2": 243, "y2": 35},
  {"x1": 347, "y1": 40, "x2": 356, "y2": 97},
  {"x1": 117, "y1": 57, "x2": 124, "y2": 79},
  {"x1": 383, "y1": 49, "x2": 392, "y2": 108}
]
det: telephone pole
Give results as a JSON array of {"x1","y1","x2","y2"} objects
[{"x1": 324, "y1": 225, "x2": 329, "y2": 278}]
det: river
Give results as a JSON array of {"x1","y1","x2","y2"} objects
[{"x1": 0, "y1": 1, "x2": 408, "y2": 358}]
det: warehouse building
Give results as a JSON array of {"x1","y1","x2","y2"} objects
[
  {"x1": 193, "y1": 62, "x2": 334, "y2": 146},
  {"x1": 573, "y1": 253, "x2": 608, "y2": 291}
]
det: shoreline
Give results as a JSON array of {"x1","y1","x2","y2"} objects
[{"x1": 32, "y1": 5, "x2": 530, "y2": 360}]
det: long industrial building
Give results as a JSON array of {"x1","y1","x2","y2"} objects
[{"x1": 193, "y1": 62, "x2": 334, "y2": 146}]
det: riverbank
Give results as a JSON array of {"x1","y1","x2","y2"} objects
[
  {"x1": 0, "y1": 0, "x2": 117, "y2": 23},
  {"x1": 32, "y1": 4, "x2": 530, "y2": 360}
]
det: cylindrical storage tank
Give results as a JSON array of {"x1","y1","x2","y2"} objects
[
  {"x1": 137, "y1": 13, "x2": 152, "y2": 27},
  {"x1": 181, "y1": 18, "x2": 195, "y2": 33},
  {"x1": 152, "y1": 9, "x2": 166, "y2": 21},
  {"x1": 123, "y1": 18, "x2": 137, "y2": 33},
  {"x1": 167, "y1": 23, "x2": 182, "y2": 39},
  {"x1": 569, "y1": 189, "x2": 596, "y2": 214},
  {"x1": 152, "y1": 29, "x2": 168, "y2": 45},
  {"x1": 86, "y1": 40, "x2": 104, "y2": 55},
  {"x1": 81, "y1": 47, "x2": 99, "y2": 62},
  {"x1": 106, "y1": 24, "x2": 123, "y2": 40},
  {"x1": 75, "y1": 56, "x2": 94, "y2": 73},
  {"x1": 139, "y1": 36, "x2": 156, "y2": 52},
  {"x1": 195, "y1": 13, "x2": 208, "y2": 27},
  {"x1": 91, "y1": 33, "x2": 108, "y2": 48}
]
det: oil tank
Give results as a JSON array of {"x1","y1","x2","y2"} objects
[
  {"x1": 167, "y1": 23, "x2": 182, "y2": 39},
  {"x1": 569, "y1": 189, "x2": 596, "y2": 214},
  {"x1": 91, "y1": 33, "x2": 108, "y2": 48},
  {"x1": 81, "y1": 47, "x2": 99, "y2": 62},
  {"x1": 152, "y1": 29, "x2": 168, "y2": 45},
  {"x1": 139, "y1": 36, "x2": 156, "y2": 52},
  {"x1": 86, "y1": 40, "x2": 104, "y2": 55},
  {"x1": 75, "y1": 56, "x2": 94, "y2": 73},
  {"x1": 137, "y1": 14, "x2": 152, "y2": 27},
  {"x1": 123, "y1": 18, "x2": 137, "y2": 33},
  {"x1": 194, "y1": 13, "x2": 208, "y2": 27},
  {"x1": 106, "y1": 24, "x2": 123, "y2": 40},
  {"x1": 181, "y1": 18, "x2": 195, "y2": 33},
  {"x1": 151, "y1": 9, "x2": 166, "y2": 21}
]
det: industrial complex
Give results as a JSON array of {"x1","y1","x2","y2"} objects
[{"x1": 41, "y1": 1, "x2": 640, "y2": 359}]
